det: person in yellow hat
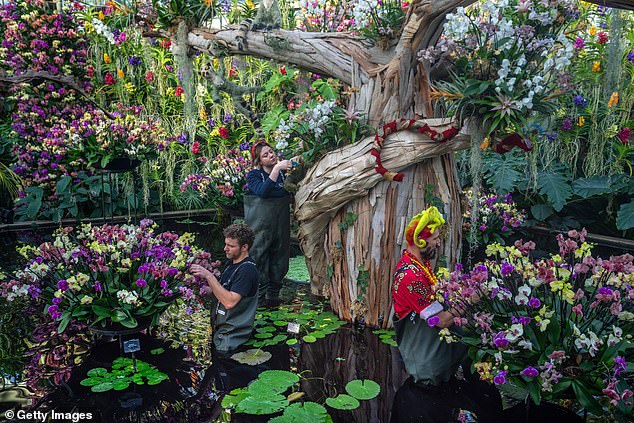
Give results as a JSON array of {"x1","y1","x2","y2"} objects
[{"x1": 390, "y1": 206, "x2": 501, "y2": 422}]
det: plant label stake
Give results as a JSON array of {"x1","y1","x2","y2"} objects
[
  {"x1": 124, "y1": 338, "x2": 141, "y2": 372},
  {"x1": 287, "y1": 322, "x2": 300, "y2": 334}
]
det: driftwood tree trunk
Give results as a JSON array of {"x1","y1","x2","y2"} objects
[{"x1": 185, "y1": 0, "x2": 473, "y2": 325}]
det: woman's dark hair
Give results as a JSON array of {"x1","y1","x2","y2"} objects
[{"x1": 223, "y1": 223, "x2": 255, "y2": 248}]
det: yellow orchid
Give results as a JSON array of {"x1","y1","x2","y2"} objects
[
  {"x1": 104, "y1": 52, "x2": 112, "y2": 63},
  {"x1": 117, "y1": 69, "x2": 125, "y2": 78},
  {"x1": 575, "y1": 242, "x2": 594, "y2": 259},
  {"x1": 98, "y1": 11, "x2": 105, "y2": 20},
  {"x1": 485, "y1": 243, "x2": 504, "y2": 257},
  {"x1": 608, "y1": 91, "x2": 619, "y2": 108},
  {"x1": 589, "y1": 25, "x2": 597, "y2": 36},
  {"x1": 592, "y1": 61, "x2": 601, "y2": 72},
  {"x1": 577, "y1": 116, "x2": 585, "y2": 127}
]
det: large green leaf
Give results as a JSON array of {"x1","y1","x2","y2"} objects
[
  {"x1": 258, "y1": 370, "x2": 300, "y2": 391},
  {"x1": 482, "y1": 153, "x2": 523, "y2": 194},
  {"x1": 537, "y1": 170, "x2": 572, "y2": 212},
  {"x1": 571, "y1": 380, "x2": 602, "y2": 415},
  {"x1": 530, "y1": 203, "x2": 554, "y2": 221},
  {"x1": 231, "y1": 349, "x2": 272, "y2": 365},
  {"x1": 616, "y1": 200, "x2": 634, "y2": 230},
  {"x1": 221, "y1": 388, "x2": 249, "y2": 409},
  {"x1": 345, "y1": 379, "x2": 380, "y2": 400},
  {"x1": 572, "y1": 175, "x2": 617, "y2": 198}
]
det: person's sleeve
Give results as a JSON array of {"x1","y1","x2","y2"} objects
[
  {"x1": 246, "y1": 169, "x2": 276, "y2": 198},
  {"x1": 393, "y1": 270, "x2": 434, "y2": 316},
  {"x1": 230, "y1": 265, "x2": 258, "y2": 297}
]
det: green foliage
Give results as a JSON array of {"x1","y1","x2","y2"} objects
[
  {"x1": 536, "y1": 168, "x2": 573, "y2": 212},
  {"x1": 372, "y1": 329, "x2": 397, "y2": 347},
  {"x1": 482, "y1": 152, "x2": 524, "y2": 195},
  {"x1": 268, "y1": 402, "x2": 330, "y2": 423},
  {"x1": 616, "y1": 200, "x2": 634, "y2": 230},
  {"x1": 244, "y1": 302, "x2": 346, "y2": 348},
  {"x1": 80, "y1": 357, "x2": 169, "y2": 392},
  {"x1": 338, "y1": 212, "x2": 358, "y2": 232},
  {"x1": 344, "y1": 379, "x2": 380, "y2": 400},
  {"x1": 325, "y1": 394, "x2": 360, "y2": 410},
  {"x1": 356, "y1": 266, "x2": 370, "y2": 302}
]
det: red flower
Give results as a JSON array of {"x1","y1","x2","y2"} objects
[
  {"x1": 229, "y1": 68, "x2": 238, "y2": 78},
  {"x1": 218, "y1": 126, "x2": 229, "y2": 139},
  {"x1": 86, "y1": 65, "x2": 95, "y2": 78},
  {"x1": 161, "y1": 39, "x2": 171, "y2": 50},
  {"x1": 598, "y1": 32, "x2": 608, "y2": 44},
  {"x1": 617, "y1": 127, "x2": 631, "y2": 144},
  {"x1": 104, "y1": 72, "x2": 116, "y2": 85},
  {"x1": 191, "y1": 141, "x2": 200, "y2": 154},
  {"x1": 280, "y1": 66, "x2": 287, "y2": 75},
  {"x1": 175, "y1": 86, "x2": 184, "y2": 97},
  {"x1": 145, "y1": 71, "x2": 155, "y2": 83},
  {"x1": 401, "y1": 1, "x2": 410, "y2": 9}
]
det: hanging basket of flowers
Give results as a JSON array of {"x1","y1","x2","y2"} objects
[{"x1": 8, "y1": 219, "x2": 220, "y2": 333}]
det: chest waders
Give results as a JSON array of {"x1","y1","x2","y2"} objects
[
  {"x1": 393, "y1": 312, "x2": 467, "y2": 386},
  {"x1": 244, "y1": 194, "x2": 290, "y2": 303},
  {"x1": 211, "y1": 261, "x2": 258, "y2": 354}
]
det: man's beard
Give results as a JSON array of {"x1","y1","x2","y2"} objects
[{"x1": 420, "y1": 248, "x2": 437, "y2": 260}]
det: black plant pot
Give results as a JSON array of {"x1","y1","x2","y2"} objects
[{"x1": 100, "y1": 157, "x2": 141, "y2": 173}]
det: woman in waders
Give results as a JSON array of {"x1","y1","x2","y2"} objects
[{"x1": 245, "y1": 142, "x2": 295, "y2": 308}]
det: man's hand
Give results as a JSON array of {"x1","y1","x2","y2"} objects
[{"x1": 191, "y1": 264, "x2": 216, "y2": 283}]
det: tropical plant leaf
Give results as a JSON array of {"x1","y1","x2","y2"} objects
[
  {"x1": 325, "y1": 394, "x2": 360, "y2": 410},
  {"x1": 616, "y1": 200, "x2": 634, "y2": 230},
  {"x1": 571, "y1": 175, "x2": 618, "y2": 198},
  {"x1": 258, "y1": 370, "x2": 300, "y2": 390},
  {"x1": 274, "y1": 402, "x2": 330, "y2": 423},
  {"x1": 537, "y1": 170, "x2": 572, "y2": 212},
  {"x1": 530, "y1": 203, "x2": 554, "y2": 221},
  {"x1": 302, "y1": 335, "x2": 317, "y2": 343},
  {"x1": 345, "y1": 379, "x2": 381, "y2": 400},
  {"x1": 87, "y1": 367, "x2": 108, "y2": 377},
  {"x1": 482, "y1": 153, "x2": 523, "y2": 194}
]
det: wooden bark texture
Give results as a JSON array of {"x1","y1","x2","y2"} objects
[{"x1": 295, "y1": 119, "x2": 469, "y2": 325}]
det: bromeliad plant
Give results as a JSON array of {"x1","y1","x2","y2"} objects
[
  {"x1": 6, "y1": 219, "x2": 220, "y2": 332},
  {"x1": 422, "y1": 0, "x2": 577, "y2": 146},
  {"x1": 435, "y1": 230, "x2": 634, "y2": 418}
]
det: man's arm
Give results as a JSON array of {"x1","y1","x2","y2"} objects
[{"x1": 191, "y1": 264, "x2": 242, "y2": 309}]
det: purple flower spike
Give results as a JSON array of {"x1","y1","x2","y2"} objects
[{"x1": 135, "y1": 278, "x2": 147, "y2": 288}]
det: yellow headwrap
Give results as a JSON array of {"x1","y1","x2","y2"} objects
[{"x1": 405, "y1": 206, "x2": 445, "y2": 248}]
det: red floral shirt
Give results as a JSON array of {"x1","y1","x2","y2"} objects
[{"x1": 392, "y1": 250, "x2": 437, "y2": 319}]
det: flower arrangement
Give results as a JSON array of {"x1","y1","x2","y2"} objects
[
  {"x1": 421, "y1": 0, "x2": 577, "y2": 145},
  {"x1": 435, "y1": 230, "x2": 634, "y2": 417},
  {"x1": 4, "y1": 219, "x2": 220, "y2": 332},
  {"x1": 462, "y1": 190, "x2": 526, "y2": 245},
  {"x1": 207, "y1": 149, "x2": 250, "y2": 206}
]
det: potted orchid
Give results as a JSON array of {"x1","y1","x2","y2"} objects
[
  {"x1": 462, "y1": 189, "x2": 526, "y2": 245},
  {"x1": 7, "y1": 219, "x2": 220, "y2": 333},
  {"x1": 434, "y1": 230, "x2": 634, "y2": 419}
]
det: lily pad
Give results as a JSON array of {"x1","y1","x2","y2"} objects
[
  {"x1": 345, "y1": 379, "x2": 380, "y2": 400},
  {"x1": 286, "y1": 338, "x2": 298, "y2": 345},
  {"x1": 91, "y1": 382, "x2": 114, "y2": 393},
  {"x1": 235, "y1": 394, "x2": 288, "y2": 415},
  {"x1": 80, "y1": 377, "x2": 103, "y2": 387},
  {"x1": 150, "y1": 348, "x2": 165, "y2": 355},
  {"x1": 112, "y1": 380, "x2": 130, "y2": 391},
  {"x1": 311, "y1": 331, "x2": 326, "y2": 339},
  {"x1": 273, "y1": 320, "x2": 288, "y2": 326},
  {"x1": 302, "y1": 335, "x2": 317, "y2": 343},
  {"x1": 258, "y1": 370, "x2": 300, "y2": 389},
  {"x1": 221, "y1": 388, "x2": 249, "y2": 409},
  {"x1": 325, "y1": 394, "x2": 360, "y2": 410},
  {"x1": 86, "y1": 367, "x2": 108, "y2": 377},
  {"x1": 254, "y1": 332, "x2": 274, "y2": 339},
  {"x1": 231, "y1": 349, "x2": 272, "y2": 365},
  {"x1": 270, "y1": 402, "x2": 329, "y2": 422},
  {"x1": 256, "y1": 326, "x2": 277, "y2": 333}
]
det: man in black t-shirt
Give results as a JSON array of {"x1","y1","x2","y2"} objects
[{"x1": 191, "y1": 224, "x2": 259, "y2": 354}]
